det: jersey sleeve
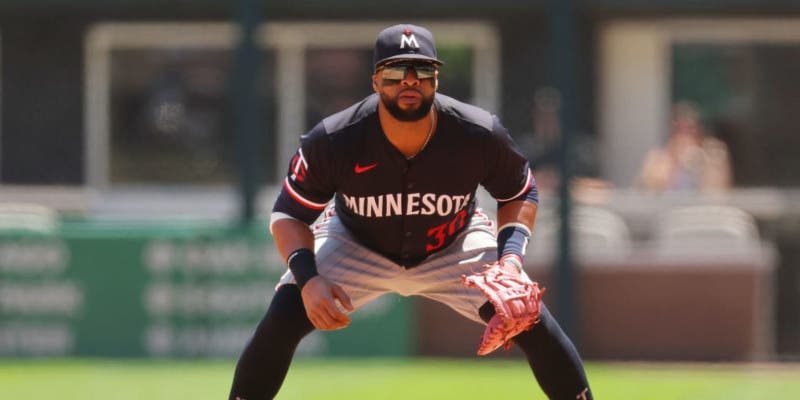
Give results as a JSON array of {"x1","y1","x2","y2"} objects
[
  {"x1": 481, "y1": 116, "x2": 539, "y2": 205},
  {"x1": 272, "y1": 123, "x2": 338, "y2": 224}
]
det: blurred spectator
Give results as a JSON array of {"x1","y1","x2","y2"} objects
[{"x1": 636, "y1": 101, "x2": 732, "y2": 192}]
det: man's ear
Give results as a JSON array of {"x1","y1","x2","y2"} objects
[{"x1": 372, "y1": 75, "x2": 380, "y2": 92}]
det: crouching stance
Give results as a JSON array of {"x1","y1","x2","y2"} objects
[{"x1": 229, "y1": 23, "x2": 592, "y2": 400}]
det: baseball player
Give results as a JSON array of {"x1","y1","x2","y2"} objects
[{"x1": 229, "y1": 24, "x2": 592, "y2": 400}]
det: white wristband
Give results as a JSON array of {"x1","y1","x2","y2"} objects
[{"x1": 500, "y1": 254, "x2": 524, "y2": 273}]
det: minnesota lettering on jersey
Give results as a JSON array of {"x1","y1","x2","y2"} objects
[{"x1": 341, "y1": 192, "x2": 471, "y2": 218}]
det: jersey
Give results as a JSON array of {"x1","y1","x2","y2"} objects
[{"x1": 273, "y1": 93, "x2": 536, "y2": 267}]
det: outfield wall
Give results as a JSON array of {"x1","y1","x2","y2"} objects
[
  {"x1": 0, "y1": 220, "x2": 414, "y2": 358},
  {"x1": 0, "y1": 212, "x2": 780, "y2": 361}
]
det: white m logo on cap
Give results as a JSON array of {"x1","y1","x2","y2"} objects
[{"x1": 400, "y1": 34, "x2": 420, "y2": 49}]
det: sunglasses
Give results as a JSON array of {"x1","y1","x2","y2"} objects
[{"x1": 378, "y1": 63, "x2": 437, "y2": 81}]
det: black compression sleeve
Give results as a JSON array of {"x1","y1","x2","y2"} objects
[{"x1": 287, "y1": 248, "x2": 319, "y2": 289}]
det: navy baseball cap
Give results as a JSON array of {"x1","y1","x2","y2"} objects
[{"x1": 373, "y1": 24, "x2": 444, "y2": 69}]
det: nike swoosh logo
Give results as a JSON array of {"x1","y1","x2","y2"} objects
[{"x1": 354, "y1": 163, "x2": 378, "y2": 174}]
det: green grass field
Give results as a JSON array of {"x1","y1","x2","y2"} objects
[{"x1": 1, "y1": 358, "x2": 798, "y2": 399}]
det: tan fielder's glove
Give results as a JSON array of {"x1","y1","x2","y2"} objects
[{"x1": 462, "y1": 259, "x2": 545, "y2": 355}]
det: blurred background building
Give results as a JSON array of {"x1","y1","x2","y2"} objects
[{"x1": 1, "y1": 1, "x2": 799, "y2": 362}]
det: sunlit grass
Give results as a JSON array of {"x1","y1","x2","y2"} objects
[{"x1": 1, "y1": 358, "x2": 797, "y2": 399}]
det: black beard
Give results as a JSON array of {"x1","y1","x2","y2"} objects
[{"x1": 381, "y1": 91, "x2": 435, "y2": 121}]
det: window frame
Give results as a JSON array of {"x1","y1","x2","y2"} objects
[
  {"x1": 599, "y1": 18, "x2": 800, "y2": 187},
  {"x1": 84, "y1": 21, "x2": 501, "y2": 188}
]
